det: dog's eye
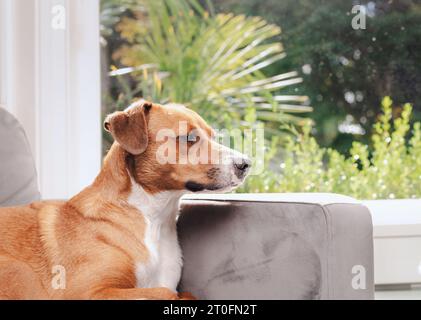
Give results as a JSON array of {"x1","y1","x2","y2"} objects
[{"x1": 177, "y1": 132, "x2": 199, "y2": 144}]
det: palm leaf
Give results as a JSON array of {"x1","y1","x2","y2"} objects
[{"x1": 108, "y1": 0, "x2": 311, "y2": 130}]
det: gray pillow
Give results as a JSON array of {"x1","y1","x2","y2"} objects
[{"x1": 0, "y1": 108, "x2": 40, "y2": 207}]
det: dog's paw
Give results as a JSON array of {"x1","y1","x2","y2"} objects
[{"x1": 178, "y1": 292, "x2": 197, "y2": 300}]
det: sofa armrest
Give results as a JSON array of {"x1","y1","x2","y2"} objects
[{"x1": 177, "y1": 193, "x2": 374, "y2": 300}]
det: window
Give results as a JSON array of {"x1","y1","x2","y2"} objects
[{"x1": 0, "y1": 0, "x2": 101, "y2": 199}]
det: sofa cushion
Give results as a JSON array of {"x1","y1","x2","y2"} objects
[{"x1": 0, "y1": 108, "x2": 40, "y2": 207}]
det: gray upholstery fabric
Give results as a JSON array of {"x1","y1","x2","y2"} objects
[
  {"x1": 178, "y1": 194, "x2": 374, "y2": 300},
  {"x1": 0, "y1": 108, "x2": 40, "y2": 207}
]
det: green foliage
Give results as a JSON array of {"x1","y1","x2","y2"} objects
[
  {"x1": 214, "y1": 0, "x2": 421, "y2": 150},
  {"x1": 241, "y1": 97, "x2": 421, "y2": 199},
  {"x1": 102, "y1": 0, "x2": 310, "y2": 134}
]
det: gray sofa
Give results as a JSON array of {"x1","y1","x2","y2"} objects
[
  {"x1": 0, "y1": 108, "x2": 40, "y2": 206},
  {"x1": 0, "y1": 107, "x2": 374, "y2": 299}
]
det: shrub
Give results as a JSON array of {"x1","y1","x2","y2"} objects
[{"x1": 241, "y1": 97, "x2": 421, "y2": 200}]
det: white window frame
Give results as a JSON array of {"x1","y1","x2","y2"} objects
[{"x1": 0, "y1": 0, "x2": 101, "y2": 199}]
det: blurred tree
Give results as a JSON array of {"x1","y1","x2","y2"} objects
[{"x1": 213, "y1": 0, "x2": 421, "y2": 152}]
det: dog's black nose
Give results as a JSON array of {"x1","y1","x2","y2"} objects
[{"x1": 234, "y1": 157, "x2": 252, "y2": 174}]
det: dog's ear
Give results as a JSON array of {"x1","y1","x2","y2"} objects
[{"x1": 104, "y1": 102, "x2": 152, "y2": 155}]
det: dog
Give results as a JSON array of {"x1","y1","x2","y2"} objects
[{"x1": 0, "y1": 101, "x2": 251, "y2": 299}]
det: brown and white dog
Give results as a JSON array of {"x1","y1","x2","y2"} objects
[{"x1": 0, "y1": 101, "x2": 250, "y2": 299}]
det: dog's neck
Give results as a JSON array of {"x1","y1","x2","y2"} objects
[
  {"x1": 94, "y1": 143, "x2": 133, "y2": 197},
  {"x1": 127, "y1": 177, "x2": 183, "y2": 224},
  {"x1": 70, "y1": 143, "x2": 183, "y2": 220}
]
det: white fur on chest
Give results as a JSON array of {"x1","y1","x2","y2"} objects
[{"x1": 128, "y1": 181, "x2": 183, "y2": 291}]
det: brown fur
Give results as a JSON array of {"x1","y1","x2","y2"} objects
[{"x1": 0, "y1": 101, "x2": 225, "y2": 300}]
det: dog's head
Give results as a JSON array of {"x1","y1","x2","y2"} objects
[{"x1": 104, "y1": 100, "x2": 251, "y2": 194}]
